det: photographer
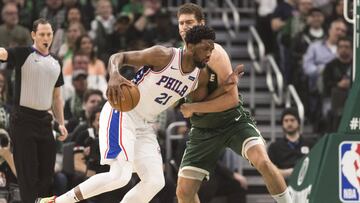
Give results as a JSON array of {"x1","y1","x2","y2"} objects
[
  {"x1": 0, "y1": 129, "x2": 19, "y2": 202},
  {"x1": 73, "y1": 107, "x2": 103, "y2": 179}
]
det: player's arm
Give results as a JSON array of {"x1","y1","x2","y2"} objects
[
  {"x1": 186, "y1": 68, "x2": 209, "y2": 102},
  {"x1": 278, "y1": 168, "x2": 294, "y2": 178},
  {"x1": 107, "y1": 45, "x2": 171, "y2": 75},
  {"x1": 204, "y1": 64, "x2": 244, "y2": 101},
  {"x1": 52, "y1": 87, "x2": 68, "y2": 141},
  {"x1": 0, "y1": 48, "x2": 8, "y2": 61},
  {"x1": 107, "y1": 45, "x2": 172, "y2": 105},
  {"x1": 181, "y1": 69, "x2": 209, "y2": 118},
  {"x1": 181, "y1": 44, "x2": 240, "y2": 115}
]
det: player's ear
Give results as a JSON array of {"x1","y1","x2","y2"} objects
[
  {"x1": 31, "y1": 31, "x2": 36, "y2": 41},
  {"x1": 186, "y1": 43, "x2": 195, "y2": 53}
]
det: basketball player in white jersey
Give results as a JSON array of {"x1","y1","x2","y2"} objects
[{"x1": 36, "y1": 25, "x2": 216, "y2": 203}]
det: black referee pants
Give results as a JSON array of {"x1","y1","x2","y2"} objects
[{"x1": 10, "y1": 107, "x2": 56, "y2": 203}]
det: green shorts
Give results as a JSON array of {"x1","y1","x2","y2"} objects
[{"x1": 179, "y1": 109, "x2": 264, "y2": 180}]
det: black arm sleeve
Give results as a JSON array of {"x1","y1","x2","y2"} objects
[
  {"x1": 52, "y1": 55, "x2": 64, "y2": 87},
  {"x1": 55, "y1": 68, "x2": 64, "y2": 87},
  {"x1": 267, "y1": 143, "x2": 279, "y2": 167},
  {"x1": 5, "y1": 47, "x2": 32, "y2": 69}
]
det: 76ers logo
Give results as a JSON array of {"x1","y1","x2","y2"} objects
[{"x1": 339, "y1": 141, "x2": 360, "y2": 202}]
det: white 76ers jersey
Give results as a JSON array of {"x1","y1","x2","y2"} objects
[{"x1": 132, "y1": 48, "x2": 200, "y2": 121}]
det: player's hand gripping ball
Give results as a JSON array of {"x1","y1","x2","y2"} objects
[{"x1": 109, "y1": 84, "x2": 140, "y2": 112}]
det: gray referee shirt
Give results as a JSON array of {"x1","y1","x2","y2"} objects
[{"x1": 5, "y1": 46, "x2": 64, "y2": 111}]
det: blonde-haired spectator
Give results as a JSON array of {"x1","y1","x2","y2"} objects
[
  {"x1": 58, "y1": 22, "x2": 86, "y2": 62},
  {"x1": 51, "y1": 6, "x2": 83, "y2": 55},
  {"x1": 63, "y1": 34, "x2": 106, "y2": 76}
]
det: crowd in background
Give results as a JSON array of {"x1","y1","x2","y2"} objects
[
  {"x1": 256, "y1": 0, "x2": 352, "y2": 133},
  {"x1": 0, "y1": 0, "x2": 353, "y2": 202}
]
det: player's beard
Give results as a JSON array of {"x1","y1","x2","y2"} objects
[
  {"x1": 194, "y1": 60, "x2": 206, "y2": 69},
  {"x1": 284, "y1": 126, "x2": 299, "y2": 136}
]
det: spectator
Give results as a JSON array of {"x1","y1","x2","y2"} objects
[
  {"x1": 63, "y1": 0, "x2": 79, "y2": 9},
  {"x1": 325, "y1": 0, "x2": 350, "y2": 33},
  {"x1": 64, "y1": 69, "x2": 88, "y2": 122},
  {"x1": 271, "y1": 0, "x2": 296, "y2": 71},
  {"x1": 62, "y1": 51, "x2": 90, "y2": 95},
  {"x1": 302, "y1": 19, "x2": 347, "y2": 128},
  {"x1": 143, "y1": 8, "x2": 180, "y2": 47},
  {"x1": 303, "y1": 19, "x2": 347, "y2": 88},
  {"x1": 292, "y1": 8, "x2": 326, "y2": 69},
  {"x1": 291, "y1": 8, "x2": 326, "y2": 118},
  {"x1": 111, "y1": 12, "x2": 142, "y2": 52},
  {"x1": 282, "y1": 0, "x2": 313, "y2": 42},
  {"x1": 63, "y1": 43, "x2": 107, "y2": 97},
  {"x1": 62, "y1": 50, "x2": 89, "y2": 78},
  {"x1": 74, "y1": 35, "x2": 106, "y2": 77},
  {"x1": 51, "y1": 6, "x2": 83, "y2": 56},
  {"x1": 268, "y1": 108, "x2": 315, "y2": 180},
  {"x1": 121, "y1": 0, "x2": 160, "y2": 22},
  {"x1": 76, "y1": 0, "x2": 95, "y2": 30},
  {"x1": 14, "y1": 0, "x2": 35, "y2": 30},
  {"x1": 0, "y1": 128, "x2": 18, "y2": 202},
  {"x1": 0, "y1": 70, "x2": 6, "y2": 104},
  {"x1": 57, "y1": 22, "x2": 85, "y2": 62},
  {"x1": 39, "y1": 0, "x2": 66, "y2": 31},
  {"x1": 279, "y1": 0, "x2": 313, "y2": 83},
  {"x1": 121, "y1": 0, "x2": 160, "y2": 40},
  {"x1": 312, "y1": 0, "x2": 333, "y2": 16},
  {"x1": 66, "y1": 89, "x2": 103, "y2": 136},
  {"x1": 327, "y1": 0, "x2": 344, "y2": 22},
  {"x1": 73, "y1": 107, "x2": 101, "y2": 179},
  {"x1": 0, "y1": 2, "x2": 32, "y2": 48},
  {"x1": 322, "y1": 36, "x2": 352, "y2": 131},
  {"x1": 255, "y1": 0, "x2": 277, "y2": 53},
  {"x1": 198, "y1": 162, "x2": 248, "y2": 203},
  {"x1": 271, "y1": 0, "x2": 296, "y2": 32},
  {"x1": 0, "y1": 71, "x2": 9, "y2": 130},
  {"x1": 89, "y1": 0, "x2": 115, "y2": 63}
]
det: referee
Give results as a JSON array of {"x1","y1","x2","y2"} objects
[{"x1": 0, "y1": 18, "x2": 68, "y2": 202}]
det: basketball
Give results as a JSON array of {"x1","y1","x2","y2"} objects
[{"x1": 110, "y1": 85, "x2": 140, "y2": 112}]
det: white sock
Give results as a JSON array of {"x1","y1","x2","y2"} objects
[{"x1": 272, "y1": 188, "x2": 293, "y2": 203}]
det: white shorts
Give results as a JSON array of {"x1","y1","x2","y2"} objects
[{"x1": 99, "y1": 102, "x2": 162, "y2": 165}]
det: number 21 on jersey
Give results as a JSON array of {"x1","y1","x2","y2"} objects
[{"x1": 155, "y1": 93, "x2": 172, "y2": 105}]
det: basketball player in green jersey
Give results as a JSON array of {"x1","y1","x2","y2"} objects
[{"x1": 175, "y1": 3, "x2": 293, "y2": 203}]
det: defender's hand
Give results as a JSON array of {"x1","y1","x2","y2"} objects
[
  {"x1": 106, "y1": 73, "x2": 134, "y2": 105},
  {"x1": 223, "y1": 64, "x2": 245, "y2": 92},
  {"x1": 180, "y1": 103, "x2": 194, "y2": 118},
  {"x1": 233, "y1": 173, "x2": 248, "y2": 190}
]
